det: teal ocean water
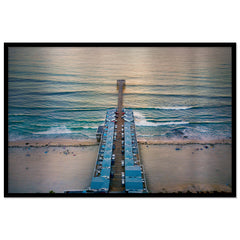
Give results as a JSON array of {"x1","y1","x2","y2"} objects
[{"x1": 8, "y1": 47, "x2": 232, "y2": 142}]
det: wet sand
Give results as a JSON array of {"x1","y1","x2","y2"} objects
[
  {"x1": 8, "y1": 139, "x2": 232, "y2": 194},
  {"x1": 8, "y1": 138, "x2": 98, "y2": 147},
  {"x1": 138, "y1": 138, "x2": 232, "y2": 145}
]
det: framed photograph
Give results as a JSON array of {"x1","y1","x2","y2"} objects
[{"x1": 4, "y1": 43, "x2": 236, "y2": 197}]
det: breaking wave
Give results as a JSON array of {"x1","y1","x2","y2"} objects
[
  {"x1": 155, "y1": 106, "x2": 193, "y2": 110},
  {"x1": 82, "y1": 126, "x2": 98, "y2": 129},
  {"x1": 133, "y1": 111, "x2": 189, "y2": 127},
  {"x1": 33, "y1": 126, "x2": 72, "y2": 135}
]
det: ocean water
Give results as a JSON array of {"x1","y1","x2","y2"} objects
[{"x1": 8, "y1": 47, "x2": 232, "y2": 142}]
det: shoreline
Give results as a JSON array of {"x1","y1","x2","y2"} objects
[
  {"x1": 8, "y1": 138, "x2": 99, "y2": 147},
  {"x1": 8, "y1": 138, "x2": 232, "y2": 147},
  {"x1": 137, "y1": 138, "x2": 232, "y2": 145}
]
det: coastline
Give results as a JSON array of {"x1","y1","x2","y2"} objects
[
  {"x1": 137, "y1": 138, "x2": 232, "y2": 145},
  {"x1": 8, "y1": 138, "x2": 99, "y2": 147},
  {"x1": 8, "y1": 137, "x2": 232, "y2": 147}
]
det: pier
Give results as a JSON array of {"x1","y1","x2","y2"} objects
[
  {"x1": 65, "y1": 80, "x2": 147, "y2": 194},
  {"x1": 109, "y1": 80, "x2": 125, "y2": 192}
]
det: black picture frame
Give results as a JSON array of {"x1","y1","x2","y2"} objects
[{"x1": 4, "y1": 42, "x2": 236, "y2": 197}]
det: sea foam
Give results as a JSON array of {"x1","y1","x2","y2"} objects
[
  {"x1": 155, "y1": 106, "x2": 193, "y2": 110},
  {"x1": 134, "y1": 111, "x2": 189, "y2": 127},
  {"x1": 33, "y1": 126, "x2": 72, "y2": 135}
]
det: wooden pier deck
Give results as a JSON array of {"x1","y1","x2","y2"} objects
[{"x1": 109, "y1": 80, "x2": 125, "y2": 192}]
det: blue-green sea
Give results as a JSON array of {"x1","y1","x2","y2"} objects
[{"x1": 8, "y1": 47, "x2": 232, "y2": 142}]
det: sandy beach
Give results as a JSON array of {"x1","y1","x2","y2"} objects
[
  {"x1": 8, "y1": 143, "x2": 98, "y2": 193},
  {"x1": 140, "y1": 143, "x2": 232, "y2": 193},
  {"x1": 8, "y1": 139, "x2": 232, "y2": 194}
]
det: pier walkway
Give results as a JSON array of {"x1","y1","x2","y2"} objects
[{"x1": 109, "y1": 80, "x2": 125, "y2": 192}]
